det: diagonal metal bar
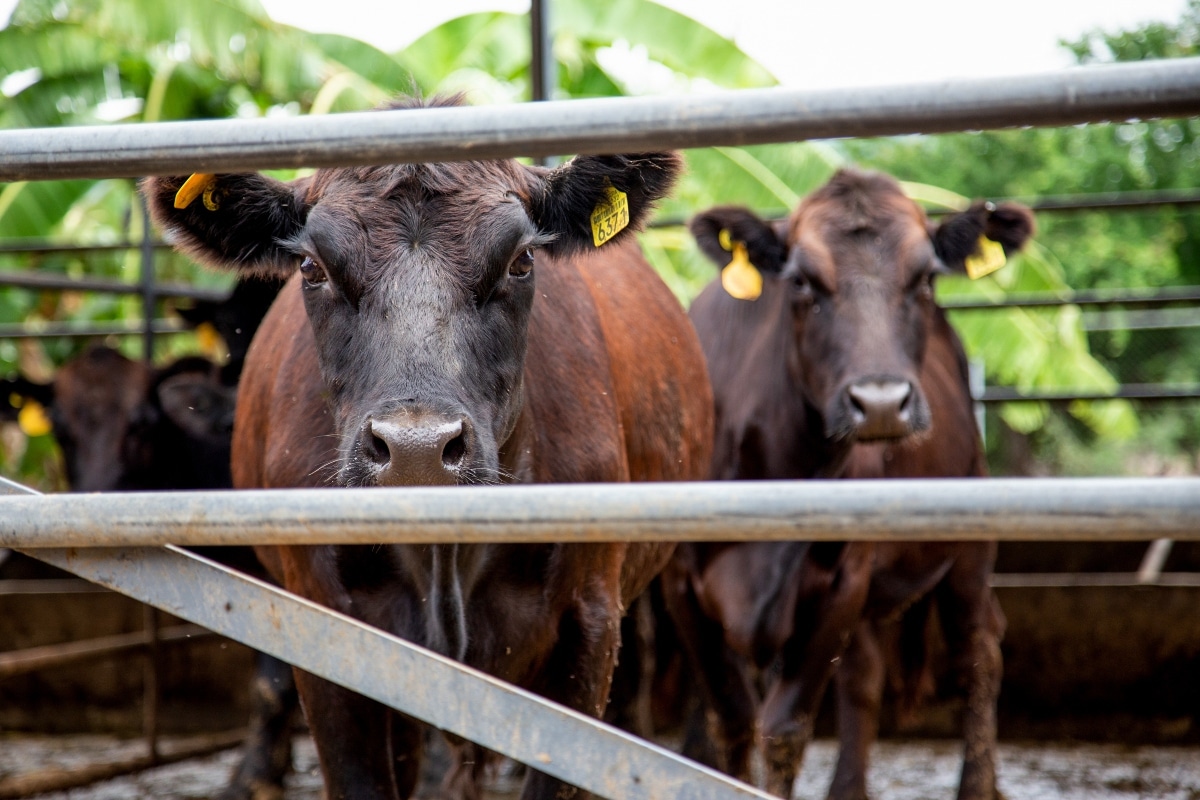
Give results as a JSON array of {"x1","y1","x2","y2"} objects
[
  {"x1": 2, "y1": 478, "x2": 1200, "y2": 548},
  {"x1": 20, "y1": 545, "x2": 772, "y2": 800},
  {"x1": 0, "y1": 58, "x2": 1197, "y2": 181}
]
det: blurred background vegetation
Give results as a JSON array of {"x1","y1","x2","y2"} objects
[{"x1": 0, "y1": 0, "x2": 1197, "y2": 488}]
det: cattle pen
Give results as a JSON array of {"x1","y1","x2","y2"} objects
[{"x1": 2, "y1": 56, "x2": 1200, "y2": 800}]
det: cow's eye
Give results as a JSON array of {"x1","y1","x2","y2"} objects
[
  {"x1": 790, "y1": 272, "x2": 814, "y2": 302},
  {"x1": 509, "y1": 248, "x2": 534, "y2": 278},
  {"x1": 911, "y1": 269, "x2": 936, "y2": 300},
  {"x1": 299, "y1": 256, "x2": 328, "y2": 288}
]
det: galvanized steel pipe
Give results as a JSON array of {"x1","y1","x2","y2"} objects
[
  {"x1": 1, "y1": 58, "x2": 1198, "y2": 181},
  {"x1": 3, "y1": 478, "x2": 1199, "y2": 547}
]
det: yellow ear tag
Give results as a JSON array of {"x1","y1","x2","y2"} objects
[
  {"x1": 964, "y1": 235, "x2": 1007, "y2": 280},
  {"x1": 721, "y1": 241, "x2": 762, "y2": 301},
  {"x1": 195, "y1": 321, "x2": 222, "y2": 356},
  {"x1": 174, "y1": 173, "x2": 218, "y2": 210},
  {"x1": 590, "y1": 185, "x2": 630, "y2": 248},
  {"x1": 18, "y1": 399, "x2": 52, "y2": 437}
]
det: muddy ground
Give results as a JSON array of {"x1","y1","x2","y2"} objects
[{"x1": 3, "y1": 734, "x2": 1200, "y2": 800}]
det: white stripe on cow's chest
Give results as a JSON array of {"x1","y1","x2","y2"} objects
[{"x1": 393, "y1": 543, "x2": 473, "y2": 660}]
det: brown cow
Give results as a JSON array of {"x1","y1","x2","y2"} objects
[
  {"x1": 663, "y1": 169, "x2": 1032, "y2": 800},
  {"x1": 143, "y1": 96, "x2": 712, "y2": 800}
]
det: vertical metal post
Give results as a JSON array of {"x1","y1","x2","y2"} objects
[
  {"x1": 530, "y1": 0, "x2": 554, "y2": 168},
  {"x1": 142, "y1": 604, "x2": 161, "y2": 763},
  {"x1": 139, "y1": 196, "x2": 156, "y2": 363},
  {"x1": 530, "y1": 0, "x2": 553, "y2": 103},
  {"x1": 969, "y1": 358, "x2": 986, "y2": 441}
]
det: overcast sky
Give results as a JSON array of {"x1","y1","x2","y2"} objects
[
  {"x1": 258, "y1": 0, "x2": 1190, "y2": 89},
  {"x1": 0, "y1": 0, "x2": 1190, "y2": 89}
]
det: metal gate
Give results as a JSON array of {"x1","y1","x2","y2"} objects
[{"x1": 3, "y1": 55, "x2": 1200, "y2": 800}]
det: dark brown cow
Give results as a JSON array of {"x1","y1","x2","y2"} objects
[
  {"x1": 664, "y1": 169, "x2": 1032, "y2": 800},
  {"x1": 143, "y1": 96, "x2": 712, "y2": 800}
]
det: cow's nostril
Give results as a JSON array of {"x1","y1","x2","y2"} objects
[
  {"x1": 442, "y1": 431, "x2": 467, "y2": 470},
  {"x1": 366, "y1": 423, "x2": 392, "y2": 465}
]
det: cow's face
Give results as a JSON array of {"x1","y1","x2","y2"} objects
[
  {"x1": 145, "y1": 99, "x2": 680, "y2": 488},
  {"x1": 692, "y1": 169, "x2": 1033, "y2": 445}
]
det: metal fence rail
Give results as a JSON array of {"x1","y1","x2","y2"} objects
[
  {"x1": 3, "y1": 478, "x2": 1199, "y2": 548},
  {"x1": 1, "y1": 58, "x2": 1198, "y2": 181}
]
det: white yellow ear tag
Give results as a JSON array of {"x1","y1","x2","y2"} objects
[
  {"x1": 590, "y1": 185, "x2": 630, "y2": 248},
  {"x1": 964, "y1": 235, "x2": 1007, "y2": 280},
  {"x1": 720, "y1": 241, "x2": 762, "y2": 301},
  {"x1": 174, "y1": 173, "x2": 219, "y2": 210},
  {"x1": 18, "y1": 399, "x2": 52, "y2": 437}
]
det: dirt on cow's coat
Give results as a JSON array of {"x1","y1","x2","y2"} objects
[{"x1": 2, "y1": 734, "x2": 1199, "y2": 800}]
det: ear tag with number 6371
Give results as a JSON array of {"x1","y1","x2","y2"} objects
[{"x1": 590, "y1": 185, "x2": 630, "y2": 248}]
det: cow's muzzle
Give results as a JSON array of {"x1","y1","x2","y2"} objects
[{"x1": 355, "y1": 409, "x2": 471, "y2": 486}]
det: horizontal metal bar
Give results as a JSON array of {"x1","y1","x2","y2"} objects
[
  {"x1": 943, "y1": 285, "x2": 1200, "y2": 311},
  {"x1": 1, "y1": 59, "x2": 1197, "y2": 181},
  {"x1": 980, "y1": 384, "x2": 1200, "y2": 403},
  {"x1": 0, "y1": 319, "x2": 188, "y2": 339},
  {"x1": 2, "y1": 478, "x2": 1199, "y2": 547},
  {"x1": 0, "y1": 624, "x2": 210, "y2": 679},
  {"x1": 1081, "y1": 308, "x2": 1200, "y2": 331},
  {"x1": 0, "y1": 240, "x2": 171, "y2": 255},
  {"x1": 0, "y1": 578, "x2": 109, "y2": 594},
  {"x1": 0, "y1": 270, "x2": 227, "y2": 301},
  {"x1": 990, "y1": 572, "x2": 1200, "y2": 588},
  {"x1": 21, "y1": 544, "x2": 771, "y2": 800},
  {"x1": 1001, "y1": 188, "x2": 1200, "y2": 215}
]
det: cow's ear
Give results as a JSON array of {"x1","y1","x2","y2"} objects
[
  {"x1": 689, "y1": 206, "x2": 788, "y2": 275},
  {"x1": 933, "y1": 201, "x2": 1036, "y2": 273},
  {"x1": 142, "y1": 174, "x2": 310, "y2": 279},
  {"x1": 529, "y1": 152, "x2": 682, "y2": 256},
  {"x1": 157, "y1": 372, "x2": 237, "y2": 441}
]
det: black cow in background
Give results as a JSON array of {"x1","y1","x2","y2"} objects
[
  {"x1": 0, "y1": 278, "x2": 294, "y2": 800},
  {"x1": 177, "y1": 275, "x2": 283, "y2": 385}
]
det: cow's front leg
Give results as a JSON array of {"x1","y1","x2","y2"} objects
[
  {"x1": 219, "y1": 652, "x2": 298, "y2": 800},
  {"x1": 936, "y1": 551, "x2": 1005, "y2": 800},
  {"x1": 659, "y1": 552, "x2": 756, "y2": 781},
  {"x1": 827, "y1": 621, "x2": 884, "y2": 800},
  {"x1": 760, "y1": 542, "x2": 872, "y2": 799},
  {"x1": 521, "y1": 587, "x2": 625, "y2": 800},
  {"x1": 295, "y1": 670, "x2": 425, "y2": 800}
]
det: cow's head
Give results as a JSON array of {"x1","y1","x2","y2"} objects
[
  {"x1": 1, "y1": 346, "x2": 235, "y2": 491},
  {"x1": 144, "y1": 97, "x2": 680, "y2": 487},
  {"x1": 691, "y1": 169, "x2": 1033, "y2": 444}
]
